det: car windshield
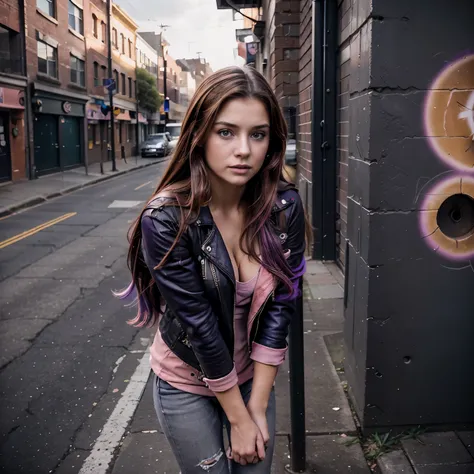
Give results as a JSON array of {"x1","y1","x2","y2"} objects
[{"x1": 146, "y1": 135, "x2": 165, "y2": 144}]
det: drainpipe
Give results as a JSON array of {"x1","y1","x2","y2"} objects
[
  {"x1": 18, "y1": 0, "x2": 34, "y2": 179},
  {"x1": 311, "y1": 0, "x2": 337, "y2": 260}
]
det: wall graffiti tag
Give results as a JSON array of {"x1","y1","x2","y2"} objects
[{"x1": 419, "y1": 54, "x2": 474, "y2": 262}]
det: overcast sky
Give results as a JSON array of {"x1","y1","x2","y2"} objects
[{"x1": 115, "y1": 0, "x2": 245, "y2": 70}]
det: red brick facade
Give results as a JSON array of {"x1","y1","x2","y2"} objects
[
  {"x1": 297, "y1": 0, "x2": 312, "y2": 214},
  {"x1": 0, "y1": 0, "x2": 28, "y2": 181}
]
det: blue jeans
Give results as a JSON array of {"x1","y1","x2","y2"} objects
[{"x1": 153, "y1": 375, "x2": 276, "y2": 473}]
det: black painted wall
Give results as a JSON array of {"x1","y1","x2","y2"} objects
[{"x1": 343, "y1": 0, "x2": 474, "y2": 431}]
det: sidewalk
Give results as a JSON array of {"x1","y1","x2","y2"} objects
[
  {"x1": 104, "y1": 261, "x2": 371, "y2": 474},
  {"x1": 0, "y1": 157, "x2": 167, "y2": 217}
]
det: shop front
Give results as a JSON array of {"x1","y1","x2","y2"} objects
[
  {"x1": 86, "y1": 102, "x2": 110, "y2": 165},
  {"x1": 0, "y1": 85, "x2": 27, "y2": 182},
  {"x1": 115, "y1": 108, "x2": 136, "y2": 159},
  {"x1": 32, "y1": 84, "x2": 88, "y2": 177}
]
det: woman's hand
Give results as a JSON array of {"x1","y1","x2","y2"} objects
[
  {"x1": 247, "y1": 401, "x2": 270, "y2": 449},
  {"x1": 228, "y1": 418, "x2": 265, "y2": 465}
]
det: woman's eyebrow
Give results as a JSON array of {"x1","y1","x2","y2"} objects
[{"x1": 214, "y1": 121, "x2": 270, "y2": 129}]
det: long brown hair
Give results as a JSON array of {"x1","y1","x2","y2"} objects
[{"x1": 121, "y1": 66, "x2": 295, "y2": 327}]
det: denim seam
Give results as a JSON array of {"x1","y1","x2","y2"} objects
[{"x1": 156, "y1": 377, "x2": 188, "y2": 470}]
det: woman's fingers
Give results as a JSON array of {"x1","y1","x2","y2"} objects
[{"x1": 256, "y1": 431, "x2": 266, "y2": 460}]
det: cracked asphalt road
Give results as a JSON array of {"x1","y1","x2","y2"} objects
[{"x1": 0, "y1": 162, "x2": 168, "y2": 474}]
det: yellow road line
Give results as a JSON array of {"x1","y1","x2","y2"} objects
[
  {"x1": 0, "y1": 212, "x2": 77, "y2": 249},
  {"x1": 135, "y1": 180, "x2": 152, "y2": 191}
]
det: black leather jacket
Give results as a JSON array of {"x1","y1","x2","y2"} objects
[{"x1": 141, "y1": 185, "x2": 306, "y2": 382}]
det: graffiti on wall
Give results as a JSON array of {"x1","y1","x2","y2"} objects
[{"x1": 419, "y1": 54, "x2": 474, "y2": 262}]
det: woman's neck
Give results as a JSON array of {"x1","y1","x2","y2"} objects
[{"x1": 208, "y1": 175, "x2": 245, "y2": 213}]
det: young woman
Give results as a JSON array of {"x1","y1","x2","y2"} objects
[{"x1": 118, "y1": 66, "x2": 306, "y2": 473}]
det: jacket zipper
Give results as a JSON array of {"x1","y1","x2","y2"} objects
[{"x1": 248, "y1": 290, "x2": 274, "y2": 352}]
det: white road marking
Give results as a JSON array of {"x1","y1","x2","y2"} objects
[
  {"x1": 108, "y1": 200, "x2": 143, "y2": 208},
  {"x1": 78, "y1": 351, "x2": 151, "y2": 474}
]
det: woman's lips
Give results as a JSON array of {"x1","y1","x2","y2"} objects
[{"x1": 229, "y1": 165, "x2": 251, "y2": 174}]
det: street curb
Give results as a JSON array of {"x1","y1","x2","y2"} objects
[{"x1": 0, "y1": 159, "x2": 166, "y2": 218}]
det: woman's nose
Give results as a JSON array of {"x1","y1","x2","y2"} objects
[{"x1": 235, "y1": 135, "x2": 251, "y2": 157}]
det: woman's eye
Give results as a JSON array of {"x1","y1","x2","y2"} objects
[
  {"x1": 252, "y1": 132, "x2": 266, "y2": 140},
  {"x1": 218, "y1": 129, "x2": 232, "y2": 138}
]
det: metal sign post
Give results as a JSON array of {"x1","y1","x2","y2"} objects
[{"x1": 287, "y1": 280, "x2": 307, "y2": 473}]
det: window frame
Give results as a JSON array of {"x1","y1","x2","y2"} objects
[
  {"x1": 68, "y1": 0, "x2": 84, "y2": 36},
  {"x1": 70, "y1": 54, "x2": 85, "y2": 87},
  {"x1": 37, "y1": 0, "x2": 55, "y2": 18},
  {"x1": 112, "y1": 28, "x2": 118, "y2": 49},
  {"x1": 128, "y1": 77, "x2": 132, "y2": 98},
  {"x1": 93, "y1": 61, "x2": 100, "y2": 86},
  {"x1": 120, "y1": 72, "x2": 126, "y2": 95},
  {"x1": 37, "y1": 39, "x2": 58, "y2": 78},
  {"x1": 92, "y1": 14, "x2": 98, "y2": 38}
]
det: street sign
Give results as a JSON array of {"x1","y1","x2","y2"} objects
[
  {"x1": 102, "y1": 78, "x2": 116, "y2": 94},
  {"x1": 164, "y1": 98, "x2": 170, "y2": 113}
]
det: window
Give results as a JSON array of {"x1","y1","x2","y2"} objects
[
  {"x1": 284, "y1": 48, "x2": 299, "y2": 60},
  {"x1": 120, "y1": 73, "x2": 126, "y2": 95},
  {"x1": 37, "y1": 0, "x2": 55, "y2": 17},
  {"x1": 93, "y1": 61, "x2": 99, "y2": 86},
  {"x1": 113, "y1": 69, "x2": 119, "y2": 91},
  {"x1": 92, "y1": 14, "x2": 98, "y2": 38},
  {"x1": 37, "y1": 40, "x2": 57, "y2": 78},
  {"x1": 70, "y1": 55, "x2": 85, "y2": 86},
  {"x1": 128, "y1": 39, "x2": 132, "y2": 58},
  {"x1": 101, "y1": 21, "x2": 106, "y2": 43},
  {"x1": 112, "y1": 28, "x2": 117, "y2": 48},
  {"x1": 68, "y1": 1, "x2": 83, "y2": 35},
  {"x1": 120, "y1": 33, "x2": 125, "y2": 54},
  {"x1": 101, "y1": 65, "x2": 107, "y2": 82},
  {"x1": 0, "y1": 26, "x2": 22, "y2": 74},
  {"x1": 128, "y1": 77, "x2": 132, "y2": 97}
]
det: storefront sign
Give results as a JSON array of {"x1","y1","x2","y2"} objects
[
  {"x1": 86, "y1": 104, "x2": 110, "y2": 121},
  {"x1": 0, "y1": 87, "x2": 25, "y2": 110},
  {"x1": 62, "y1": 101, "x2": 72, "y2": 113}
]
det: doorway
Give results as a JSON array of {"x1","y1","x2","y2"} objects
[
  {"x1": 0, "y1": 113, "x2": 12, "y2": 182},
  {"x1": 34, "y1": 114, "x2": 59, "y2": 176},
  {"x1": 61, "y1": 116, "x2": 82, "y2": 169}
]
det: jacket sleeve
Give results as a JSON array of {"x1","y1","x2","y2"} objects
[
  {"x1": 251, "y1": 191, "x2": 306, "y2": 366},
  {"x1": 141, "y1": 208, "x2": 237, "y2": 390}
]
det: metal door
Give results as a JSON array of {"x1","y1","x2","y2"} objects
[
  {"x1": 61, "y1": 116, "x2": 82, "y2": 168},
  {"x1": 34, "y1": 114, "x2": 59, "y2": 176}
]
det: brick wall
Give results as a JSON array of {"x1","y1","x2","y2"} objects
[
  {"x1": 0, "y1": 0, "x2": 20, "y2": 31},
  {"x1": 297, "y1": 0, "x2": 312, "y2": 217},
  {"x1": 26, "y1": 0, "x2": 89, "y2": 93},
  {"x1": 335, "y1": 0, "x2": 351, "y2": 267},
  {"x1": 87, "y1": 0, "x2": 108, "y2": 97},
  {"x1": 335, "y1": 0, "x2": 372, "y2": 267}
]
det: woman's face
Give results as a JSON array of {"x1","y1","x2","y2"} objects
[{"x1": 204, "y1": 97, "x2": 270, "y2": 188}]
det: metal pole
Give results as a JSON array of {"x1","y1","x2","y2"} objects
[
  {"x1": 163, "y1": 55, "x2": 168, "y2": 125},
  {"x1": 287, "y1": 280, "x2": 306, "y2": 473},
  {"x1": 106, "y1": 0, "x2": 117, "y2": 172}
]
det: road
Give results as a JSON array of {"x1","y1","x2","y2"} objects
[{"x1": 0, "y1": 162, "x2": 169, "y2": 474}]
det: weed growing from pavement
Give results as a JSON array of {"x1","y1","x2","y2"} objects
[{"x1": 345, "y1": 426, "x2": 425, "y2": 469}]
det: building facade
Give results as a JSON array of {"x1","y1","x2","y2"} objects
[
  {"x1": 86, "y1": 0, "x2": 111, "y2": 165},
  {"x1": 0, "y1": 0, "x2": 28, "y2": 182},
  {"x1": 110, "y1": 3, "x2": 137, "y2": 159},
  {"x1": 217, "y1": 0, "x2": 474, "y2": 433},
  {"x1": 136, "y1": 33, "x2": 158, "y2": 137},
  {"x1": 26, "y1": 0, "x2": 89, "y2": 176}
]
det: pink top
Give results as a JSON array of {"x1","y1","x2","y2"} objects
[{"x1": 150, "y1": 266, "x2": 288, "y2": 396}]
